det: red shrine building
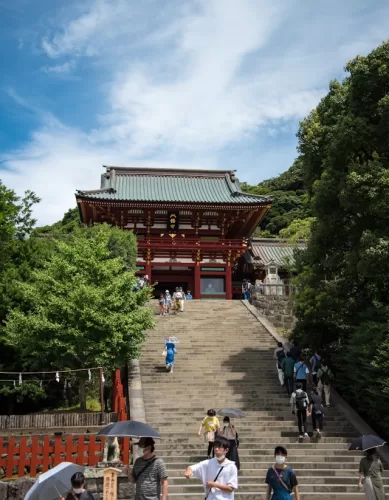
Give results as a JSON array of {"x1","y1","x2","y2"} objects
[{"x1": 76, "y1": 166, "x2": 271, "y2": 299}]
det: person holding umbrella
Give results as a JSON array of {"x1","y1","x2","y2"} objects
[
  {"x1": 60, "y1": 472, "x2": 94, "y2": 500},
  {"x1": 219, "y1": 417, "x2": 240, "y2": 471},
  {"x1": 358, "y1": 448, "x2": 385, "y2": 499}
]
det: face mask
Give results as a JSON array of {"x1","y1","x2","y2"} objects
[
  {"x1": 275, "y1": 455, "x2": 286, "y2": 465},
  {"x1": 223, "y1": 422, "x2": 229, "y2": 427},
  {"x1": 73, "y1": 488, "x2": 83, "y2": 494},
  {"x1": 217, "y1": 454, "x2": 225, "y2": 461}
]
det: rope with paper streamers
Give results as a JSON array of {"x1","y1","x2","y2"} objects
[{"x1": 0, "y1": 367, "x2": 105, "y2": 385}]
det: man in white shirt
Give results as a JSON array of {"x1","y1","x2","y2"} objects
[{"x1": 184, "y1": 436, "x2": 238, "y2": 499}]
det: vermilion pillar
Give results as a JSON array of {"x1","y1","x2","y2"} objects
[
  {"x1": 226, "y1": 265, "x2": 232, "y2": 300},
  {"x1": 145, "y1": 264, "x2": 152, "y2": 282},
  {"x1": 194, "y1": 264, "x2": 200, "y2": 299}
]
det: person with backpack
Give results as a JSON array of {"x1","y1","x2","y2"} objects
[
  {"x1": 264, "y1": 445, "x2": 300, "y2": 500},
  {"x1": 294, "y1": 355, "x2": 310, "y2": 392},
  {"x1": 317, "y1": 359, "x2": 334, "y2": 408},
  {"x1": 281, "y1": 353, "x2": 296, "y2": 396},
  {"x1": 184, "y1": 436, "x2": 238, "y2": 500},
  {"x1": 309, "y1": 386, "x2": 324, "y2": 437},
  {"x1": 128, "y1": 437, "x2": 168, "y2": 500},
  {"x1": 310, "y1": 351, "x2": 322, "y2": 386},
  {"x1": 274, "y1": 342, "x2": 286, "y2": 387},
  {"x1": 290, "y1": 382, "x2": 310, "y2": 438}
]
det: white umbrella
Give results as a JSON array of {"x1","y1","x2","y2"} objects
[{"x1": 24, "y1": 462, "x2": 85, "y2": 500}]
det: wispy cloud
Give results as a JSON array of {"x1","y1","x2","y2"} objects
[
  {"x1": 2, "y1": 0, "x2": 389, "y2": 225},
  {"x1": 41, "y1": 60, "x2": 76, "y2": 74}
]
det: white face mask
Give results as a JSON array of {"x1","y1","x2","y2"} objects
[
  {"x1": 275, "y1": 455, "x2": 286, "y2": 465},
  {"x1": 223, "y1": 422, "x2": 229, "y2": 427},
  {"x1": 73, "y1": 488, "x2": 83, "y2": 494}
]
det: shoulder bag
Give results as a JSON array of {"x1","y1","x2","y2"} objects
[
  {"x1": 133, "y1": 457, "x2": 157, "y2": 482},
  {"x1": 205, "y1": 466, "x2": 223, "y2": 500},
  {"x1": 272, "y1": 466, "x2": 292, "y2": 493}
]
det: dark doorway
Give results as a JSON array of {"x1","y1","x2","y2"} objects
[{"x1": 153, "y1": 282, "x2": 189, "y2": 298}]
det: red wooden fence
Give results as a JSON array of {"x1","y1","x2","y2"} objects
[{"x1": 0, "y1": 435, "x2": 130, "y2": 478}]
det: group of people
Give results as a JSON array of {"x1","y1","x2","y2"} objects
[
  {"x1": 274, "y1": 341, "x2": 334, "y2": 438},
  {"x1": 158, "y1": 287, "x2": 192, "y2": 315},
  {"x1": 197, "y1": 409, "x2": 240, "y2": 470},
  {"x1": 241, "y1": 279, "x2": 253, "y2": 301},
  {"x1": 58, "y1": 436, "x2": 386, "y2": 500},
  {"x1": 133, "y1": 275, "x2": 150, "y2": 292}
]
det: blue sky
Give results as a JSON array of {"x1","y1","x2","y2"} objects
[{"x1": 0, "y1": 0, "x2": 388, "y2": 225}]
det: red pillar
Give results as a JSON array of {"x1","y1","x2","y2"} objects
[
  {"x1": 194, "y1": 264, "x2": 200, "y2": 299},
  {"x1": 145, "y1": 263, "x2": 152, "y2": 283},
  {"x1": 226, "y1": 265, "x2": 232, "y2": 300}
]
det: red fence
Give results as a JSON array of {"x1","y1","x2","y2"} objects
[{"x1": 0, "y1": 435, "x2": 130, "y2": 478}]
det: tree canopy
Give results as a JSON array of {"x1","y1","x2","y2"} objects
[
  {"x1": 292, "y1": 40, "x2": 389, "y2": 436},
  {"x1": 4, "y1": 224, "x2": 153, "y2": 409},
  {"x1": 240, "y1": 159, "x2": 312, "y2": 237}
]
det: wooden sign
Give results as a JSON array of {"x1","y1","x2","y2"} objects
[{"x1": 103, "y1": 467, "x2": 121, "y2": 500}]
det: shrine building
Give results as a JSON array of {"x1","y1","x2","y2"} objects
[{"x1": 75, "y1": 166, "x2": 271, "y2": 299}]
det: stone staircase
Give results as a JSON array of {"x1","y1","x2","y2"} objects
[{"x1": 139, "y1": 300, "x2": 388, "y2": 499}]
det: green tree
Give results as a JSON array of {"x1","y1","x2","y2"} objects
[
  {"x1": 4, "y1": 224, "x2": 154, "y2": 410},
  {"x1": 293, "y1": 40, "x2": 389, "y2": 436},
  {"x1": 241, "y1": 159, "x2": 311, "y2": 236},
  {"x1": 279, "y1": 217, "x2": 315, "y2": 243}
]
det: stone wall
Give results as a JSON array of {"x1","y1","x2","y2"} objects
[
  {"x1": 252, "y1": 294, "x2": 296, "y2": 331},
  {"x1": 0, "y1": 469, "x2": 135, "y2": 500}
]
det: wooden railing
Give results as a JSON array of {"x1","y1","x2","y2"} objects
[
  {"x1": 0, "y1": 434, "x2": 130, "y2": 478},
  {"x1": 0, "y1": 412, "x2": 118, "y2": 430}
]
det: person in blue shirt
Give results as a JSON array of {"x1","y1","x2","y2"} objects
[
  {"x1": 265, "y1": 446, "x2": 300, "y2": 500},
  {"x1": 165, "y1": 342, "x2": 178, "y2": 374},
  {"x1": 294, "y1": 356, "x2": 310, "y2": 392},
  {"x1": 186, "y1": 290, "x2": 193, "y2": 299}
]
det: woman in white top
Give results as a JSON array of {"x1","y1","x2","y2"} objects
[{"x1": 219, "y1": 417, "x2": 240, "y2": 471}]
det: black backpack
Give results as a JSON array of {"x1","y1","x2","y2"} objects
[
  {"x1": 295, "y1": 391, "x2": 308, "y2": 411},
  {"x1": 277, "y1": 350, "x2": 286, "y2": 368},
  {"x1": 320, "y1": 366, "x2": 332, "y2": 384}
]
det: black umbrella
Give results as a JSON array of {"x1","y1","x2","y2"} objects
[
  {"x1": 348, "y1": 434, "x2": 386, "y2": 451},
  {"x1": 97, "y1": 420, "x2": 161, "y2": 439},
  {"x1": 217, "y1": 408, "x2": 245, "y2": 419}
]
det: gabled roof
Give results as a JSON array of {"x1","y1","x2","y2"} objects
[
  {"x1": 76, "y1": 166, "x2": 270, "y2": 205},
  {"x1": 246, "y1": 238, "x2": 306, "y2": 266}
]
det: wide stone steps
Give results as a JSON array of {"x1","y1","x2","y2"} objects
[{"x1": 138, "y1": 300, "x2": 374, "y2": 498}]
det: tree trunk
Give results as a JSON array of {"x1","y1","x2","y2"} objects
[{"x1": 79, "y1": 378, "x2": 87, "y2": 411}]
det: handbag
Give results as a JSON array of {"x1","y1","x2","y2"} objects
[
  {"x1": 205, "y1": 467, "x2": 223, "y2": 500},
  {"x1": 272, "y1": 466, "x2": 292, "y2": 493},
  {"x1": 162, "y1": 348, "x2": 167, "y2": 356}
]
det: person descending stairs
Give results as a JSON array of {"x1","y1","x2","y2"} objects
[{"x1": 138, "y1": 300, "x2": 388, "y2": 498}]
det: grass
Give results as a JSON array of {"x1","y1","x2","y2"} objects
[{"x1": 46, "y1": 397, "x2": 102, "y2": 413}]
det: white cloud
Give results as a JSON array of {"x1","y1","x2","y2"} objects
[
  {"x1": 41, "y1": 60, "x2": 76, "y2": 74},
  {"x1": 41, "y1": 0, "x2": 139, "y2": 58},
  {"x1": 2, "y1": 0, "x2": 389, "y2": 225}
]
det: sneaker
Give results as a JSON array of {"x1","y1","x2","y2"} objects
[
  {"x1": 326, "y1": 405, "x2": 331, "y2": 408},
  {"x1": 299, "y1": 435, "x2": 304, "y2": 439},
  {"x1": 304, "y1": 433, "x2": 309, "y2": 438}
]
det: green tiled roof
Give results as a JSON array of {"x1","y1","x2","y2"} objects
[
  {"x1": 76, "y1": 167, "x2": 269, "y2": 205},
  {"x1": 245, "y1": 238, "x2": 306, "y2": 266}
]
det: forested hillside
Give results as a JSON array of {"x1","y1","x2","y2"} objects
[{"x1": 241, "y1": 159, "x2": 314, "y2": 240}]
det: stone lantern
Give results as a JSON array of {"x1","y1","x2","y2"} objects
[{"x1": 263, "y1": 261, "x2": 283, "y2": 295}]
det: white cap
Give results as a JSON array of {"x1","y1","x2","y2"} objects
[{"x1": 165, "y1": 290, "x2": 169, "y2": 293}]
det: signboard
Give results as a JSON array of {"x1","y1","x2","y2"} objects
[{"x1": 103, "y1": 467, "x2": 120, "y2": 500}]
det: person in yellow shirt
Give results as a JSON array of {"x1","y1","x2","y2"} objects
[{"x1": 198, "y1": 409, "x2": 220, "y2": 458}]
